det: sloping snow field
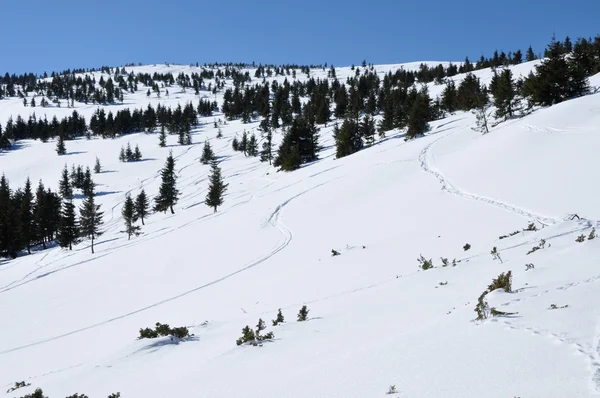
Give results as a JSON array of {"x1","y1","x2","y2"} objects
[{"x1": 0, "y1": 61, "x2": 599, "y2": 397}]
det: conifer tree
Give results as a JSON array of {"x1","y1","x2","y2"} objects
[
  {"x1": 232, "y1": 137, "x2": 239, "y2": 151},
  {"x1": 490, "y1": 69, "x2": 516, "y2": 120},
  {"x1": 119, "y1": 146, "x2": 126, "y2": 162},
  {"x1": 247, "y1": 134, "x2": 258, "y2": 157},
  {"x1": 441, "y1": 80, "x2": 458, "y2": 113},
  {"x1": 260, "y1": 128, "x2": 273, "y2": 164},
  {"x1": 158, "y1": 125, "x2": 167, "y2": 147},
  {"x1": 334, "y1": 120, "x2": 361, "y2": 158},
  {"x1": 526, "y1": 46, "x2": 536, "y2": 62},
  {"x1": 59, "y1": 164, "x2": 73, "y2": 199},
  {"x1": 205, "y1": 160, "x2": 228, "y2": 213},
  {"x1": 79, "y1": 191, "x2": 103, "y2": 254},
  {"x1": 200, "y1": 140, "x2": 215, "y2": 164},
  {"x1": 122, "y1": 194, "x2": 140, "y2": 240},
  {"x1": 82, "y1": 167, "x2": 94, "y2": 197},
  {"x1": 133, "y1": 144, "x2": 142, "y2": 161},
  {"x1": 240, "y1": 131, "x2": 248, "y2": 155},
  {"x1": 57, "y1": 198, "x2": 78, "y2": 250},
  {"x1": 94, "y1": 157, "x2": 102, "y2": 173},
  {"x1": 359, "y1": 115, "x2": 376, "y2": 146},
  {"x1": 407, "y1": 87, "x2": 431, "y2": 139},
  {"x1": 134, "y1": 189, "x2": 149, "y2": 226},
  {"x1": 56, "y1": 134, "x2": 66, "y2": 155},
  {"x1": 153, "y1": 151, "x2": 179, "y2": 214},
  {"x1": 125, "y1": 142, "x2": 133, "y2": 161},
  {"x1": 19, "y1": 178, "x2": 34, "y2": 254}
]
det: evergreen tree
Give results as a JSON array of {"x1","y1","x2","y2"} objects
[
  {"x1": 59, "y1": 164, "x2": 73, "y2": 199},
  {"x1": 125, "y1": 142, "x2": 133, "y2": 161},
  {"x1": 119, "y1": 146, "x2": 126, "y2": 162},
  {"x1": 94, "y1": 157, "x2": 102, "y2": 173},
  {"x1": 122, "y1": 194, "x2": 140, "y2": 240},
  {"x1": 133, "y1": 144, "x2": 142, "y2": 161},
  {"x1": 19, "y1": 178, "x2": 34, "y2": 254},
  {"x1": 260, "y1": 128, "x2": 273, "y2": 164},
  {"x1": 56, "y1": 134, "x2": 66, "y2": 155},
  {"x1": 240, "y1": 131, "x2": 248, "y2": 155},
  {"x1": 247, "y1": 134, "x2": 258, "y2": 156},
  {"x1": 334, "y1": 120, "x2": 361, "y2": 158},
  {"x1": 406, "y1": 87, "x2": 431, "y2": 139},
  {"x1": 205, "y1": 160, "x2": 228, "y2": 213},
  {"x1": 57, "y1": 198, "x2": 78, "y2": 250},
  {"x1": 274, "y1": 116, "x2": 319, "y2": 171},
  {"x1": 473, "y1": 92, "x2": 492, "y2": 135},
  {"x1": 526, "y1": 45, "x2": 536, "y2": 62},
  {"x1": 134, "y1": 189, "x2": 149, "y2": 226},
  {"x1": 527, "y1": 36, "x2": 572, "y2": 106},
  {"x1": 232, "y1": 137, "x2": 239, "y2": 151},
  {"x1": 490, "y1": 69, "x2": 517, "y2": 120},
  {"x1": 153, "y1": 151, "x2": 179, "y2": 214},
  {"x1": 457, "y1": 74, "x2": 487, "y2": 110},
  {"x1": 79, "y1": 192, "x2": 103, "y2": 253},
  {"x1": 200, "y1": 140, "x2": 215, "y2": 164},
  {"x1": 0, "y1": 175, "x2": 19, "y2": 258},
  {"x1": 359, "y1": 115, "x2": 376, "y2": 146},
  {"x1": 441, "y1": 80, "x2": 458, "y2": 113},
  {"x1": 158, "y1": 125, "x2": 167, "y2": 147}
]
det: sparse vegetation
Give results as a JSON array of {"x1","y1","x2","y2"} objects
[
  {"x1": 138, "y1": 322, "x2": 190, "y2": 339},
  {"x1": 331, "y1": 249, "x2": 340, "y2": 256},
  {"x1": 475, "y1": 271, "x2": 516, "y2": 321},
  {"x1": 576, "y1": 234, "x2": 586, "y2": 243},
  {"x1": 588, "y1": 228, "x2": 596, "y2": 240},
  {"x1": 418, "y1": 254, "x2": 433, "y2": 270},
  {"x1": 297, "y1": 305, "x2": 310, "y2": 321},
  {"x1": 463, "y1": 243, "x2": 471, "y2": 251},
  {"x1": 549, "y1": 304, "x2": 569, "y2": 310},
  {"x1": 525, "y1": 263, "x2": 535, "y2": 271},
  {"x1": 7, "y1": 381, "x2": 31, "y2": 393},
  {"x1": 440, "y1": 257, "x2": 449, "y2": 267},
  {"x1": 236, "y1": 318, "x2": 275, "y2": 346},
  {"x1": 272, "y1": 309, "x2": 285, "y2": 326},
  {"x1": 490, "y1": 246, "x2": 503, "y2": 263},
  {"x1": 387, "y1": 385, "x2": 398, "y2": 394},
  {"x1": 488, "y1": 270, "x2": 512, "y2": 292},
  {"x1": 527, "y1": 239, "x2": 546, "y2": 255},
  {"x1": 524, "y1": 222, "x2": 538, "y2": 231}
]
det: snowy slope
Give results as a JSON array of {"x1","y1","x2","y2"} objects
[{"x1": 0, "y1": 61, "x2": 599, "y2": 398}]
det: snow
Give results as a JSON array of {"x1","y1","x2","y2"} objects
[{"x1": 1, "y1": 61, "x2": 600, "y2": 398}]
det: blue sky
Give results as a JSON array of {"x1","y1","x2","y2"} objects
[{"x1": 2, "y1": 0, "x2": 599, "y2": 74}]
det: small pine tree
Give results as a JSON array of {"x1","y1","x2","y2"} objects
[
  {"x1": 272, "y1": 309, "x2": 285, "y2": 326},
  {"x1": 417, "y1": 254, "x2": 433, "y2": 270},
  {"x1": 94, "y1": 157, "x2": 102, "y2": 173},
  {"x1": 57, "y1": 199, "x2": 78, "y2": 250},
  {"x1": 133, "y1": 144, "x2": 142, "y2": 161},
  {"x1": 119, "y1": 146, "x2": 126, "y2": 162},
  {"x1": 473, "y1": 100, "x2": 492, "y2": 135},
  {"x1": 59, "y1": 164, "x2": 73, "y2": 199},
  {"x1": 247, "y1": 134, "x2": 258, "y2": 157},
  {"x1": 200, "y1": 140, "x2": 215, "y2": 165},
  {"x1": 125, "y1": 142, "x2": 134, "y2": 161},
  {"x1": 79, "y1": 192, "x2": 103, "y2": 254},
  {"x1": 588, "y1": 228, "x2": 596, "y2": 240},
  {"x1": 122, "y1": 194, "x2": 141, "y2": 240},
  {"x1": 297, "y1": 305, "x2": 309, "y2": 322},
  {"x1": 134, "y1": 189, "x2": 149, "y2": 226},
  {"x1": 217, "y1": 127, "x2": 223, "y2": 138},
  {"x1": 205, "y1": 160, "x2": 228, "y2": 212},
  {"x1": 260, "y1": 128, "x2": 273, "y2": 164},
  {"x1": 158, "y1": 125, "x2": 167, "y2": 147},
  {"x1": 232, "y1": 137, "x2": 239, "y2": 151},
  {"x1": 56, "y1": 134, "x2": 66, "y2": 155},
  {"x1": 154, "y1": 151, "x2": 179, "y2": 214}
]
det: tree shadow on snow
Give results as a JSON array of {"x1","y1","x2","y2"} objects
[
  {"x1": 137, "y1": 335, "x2": 200, "y2": 354},
  {"x1": 65, "y1": 151, "x2": 88, "y2": 156}
]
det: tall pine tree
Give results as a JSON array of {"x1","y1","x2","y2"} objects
[
  {"x1": 205, "y1": 160, "x2": 228, "y2": 213},
  {"x1": 122, "y1": 194, "x2": 140, "y2": 240},
  {"x1": 153, "y1": 151, "x2": 179, "y2": 214},
  {"x1": 79, "y1": 192, "x2": 103, "y2": 254},
  {"x1": 134, "y1": 189, "x2": 149, "y2": 226}
]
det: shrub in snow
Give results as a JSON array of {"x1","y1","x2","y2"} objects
[
  {"x1": 138, "y1": 322, "x2": 189, "y2": 340},
  {"x1": 272, "y1": 309, "x2": 285, "y2": 326},
  {"x1": 524, "y1": 222, "x2": 537, "y2": 231},
  {"x1": 107, "y1": 393, "x2": 121, "y2": 398},
  {"x1": 463, "y1": 243, "x2": 471, "y2": 251},
  {"x1": 525, "y1": 263, "x2": 535, "y2": 271},
  {"x1": 19, "y1": 388, "x2": 46, "y2": 398},
  {"x1": 331, "y1": 249, "x2": 340, "y2": 256},
  {"x1": 297, "y1": 305, "x2": 310, "y2": 322},
  {"x1": 236, "y1": 318, "x2": 274, "y2": 346},
  {"x1": 7, "y1": 381, "x2": 31, "y2": 393},
  {"x1": 490, "y1": 246, "x2": 503, "y2": 263},
  {"x1": 488, "y1": 271, "x2": 512, "y2": 293},
  {"x1": 527, "y1": 239, "x2": 546, "y2": 255},
  {"x1": 417, "y1": 254, "x2": 433, "y2": 270},
  {"x1": 576, "y1": 234, "x2": 586, "y2": 243},
  {"x1": 452, "y1": 258, "x2": 457, "y2": 267},
  {"x1": 588, "y1": 228, "x2": 596, "y2": 240},
  {"x1": 440, "y1": 257, "x2": 449, "y2": 267},
  {"x1": 387, "y1": 385, "x2": 398, "y2": 394},
  {"x1": 65, "y1": 394, "x2": 89, "y2": 398},
  {"x1": 474, "y1": 291, "x2": 490, "y2": 320}
]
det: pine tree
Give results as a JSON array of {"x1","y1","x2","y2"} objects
[
  {"x1": 94, "y1": 157, "x2": 102, "y2": 173},
  {"x1": 125, "y1": 142, "x2": 133, "y2": 161},
  {"x1": 56, "y1": 134, "x2": 66, "y2": 155},
  {"x1": 82, "y1": 167, "x2": 94, "y2": 197},
  {"x1": 490, "y1": 69, "x2": 516, "y2": 120},
  {"x1": 122, "y1": 194, "x2": 140, "y2": 240},
  {"x1": 334, "y1": 120, "x2": 361, "y2": 158},
  {"x1": 119, "y1": 146, "x2": 126, "y2": 162},
  {"x1": 134, "y1": 189, "x2": 149, "y2": 226},
  {"x1": 232, "y1": 137, "x2": 239, "y2": 151},
  {"x1": 247, "y1": 134, "x2": 258, "y2": 157},
  {"x1": 153, "y1": 151, "x2": 179, "y2": 214},
  {"x1": 240, "y1": 131, "x2": 248, "y2": 155},
  {"x1": 59, "y1": 164, "x2": 73, "y2": 199},
  {"x1": 57, "y1": 198, "x2": 78, "y2": 250},
  {"x1": 200, "y1": 140, "x2": 215, "y2": 164},
  {"x1": 474, "y1": 93, "x2": 492, "y2": 135},
  {"x1": 526, "y1": 46, "x2": 536, "y2": 62},
  {"x1": 441, "y1": 80, "x2": 458, "y2": 113},
  {"x1": 406, "y1": 87, "x2": 431, "y2": 139},
  {"x1": 79, "y1": 192, "x2": 103, "y2": 253},
  {"x1": 0, "y1": 175, "x2": 20, "y2": 258},
  {"x1": 158, "y1": 125, "x2": 167, "y2": 147},
  {"x1": 133, "y1": 144, "x2": 142, "y2": 161},
  {"x1": 260, "y1": 128, "x2": 273, "y2": 164},
  {"x1": 19, "y1": 178, "x2": 34, "y2": 254},
  {"x1": 359, "y1": 115, "x2": 376, "y2": 146},
  {"x1": 205, "y1": 160, "x2": 228, "y2": 213}
]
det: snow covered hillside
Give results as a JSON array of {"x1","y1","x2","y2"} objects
[{"x1": 1, "y1": 61, "x2": 600, "y2": 398}]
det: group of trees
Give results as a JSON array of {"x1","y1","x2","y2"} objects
[
  {"x1": 231, "y1": 130, "x2": 259, "y2": 157},
  {"x1": 119, "y1": 142, "x2": 143, "y2": 162}
]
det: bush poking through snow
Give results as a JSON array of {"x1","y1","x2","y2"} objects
[
  {"x1": 387, "y1": 385, "x2": 398, "y2": 394},
  {"x1": 236, "y1": 318, "x2": 275, "y2": 346},
  {"x1": 488, "y1": 271, "x2": 512, "y2": 292},
  {"x1": 19, "y1": 388, "x2": 46, "y2": 398},
  {"x1": 452, "y1": 258, "x2": 457, "y2": 267},
  {"x1": 525, "y1": 263, "x2": 535, "y2": 271},
  {"x1": 588, "y1": 228, "x2": 596, "y2": 240},
  {"x1": 474, "y1": 291, "x2": 490, "y2": 320},
  {"x1": 418, "y1": 254, "x2": 433, "y2": 270},
  {"x1": 65, "y1": 394, "x2": 89, "y2": 398},
  {"x1": 490, "y1": 246, "x2": 503, "y2": 263},
  {"x1": 440, "y1": 257, "x2": 449, "y2": 267},
  {"x1": 527, "y1": 239, "x2": 546, "y2": 255},
  {"x1": 463, "y1": 243, "x2": 471, "y2": 251},
  {"x1": 297, "y1": 305, "x2": 310, "y2": 322},
  {"x1": 549, "y1": 304, "x2": 569, "y2": 310},
  {"x1": 576, "y1": 234, "x2": 586, "y2": 243},
  {"x1": 7, "y1": 381, "x2": 31, "y2": 393},
  {"x1": 524, "y1": 222, "x2": 537, "y2": 232},
  {"x1": 272, "y1": 309, "x2": 285, "y2": 326},
  {"x1": 331, "y1": 249, "x2": 340, "y2": 256},
  {"x1": 107, "y1": 393, "x2": 121, "y2": 398},
  {"x1": 138, "y1": 322, "x2": 190, "y2": 340}
]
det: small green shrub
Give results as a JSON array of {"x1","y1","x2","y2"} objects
[
  {"x1": 440, "y1": 257, "x2": 449, "y2": 267},
  {"x1": 297, "y1": 305, "x2": 310, "y2": 322},
  {"x1": 7, "y1": 381, "x2": 31, "y2": 393},
  {"x1": 463, "y1": 243, "x2": 471, "y2": 251},
  {"x1": 331, "y1": 249, "x2": 340, "y2": 256},
  {"x1": 525, "y1": 263, "x2": 535, "y2": 271},
  {"x1": 272, "y1": 309, "x2": 285, "y2": 326},
  {"x1": 474, "y1": 291, "x2": 490, "y2": 320},
  {"x1": 490, "y1": 246, "x2": 503, "y2": 263},
  {"x1": 576, "y1": 234, "x2": 586, "y2": 243},
  {"x1": 138, "y1": 322, "x2": 189, "y2": 340},
  {"x1": 20, "y1": 388, "x2": 46, "y2": 398},
  {"x1": 387, "y1": 385, "x2": 398, "y2": 394},
  {"x1": 488, "y1": 270, "x2": 512, "y2": 292},
  {"x1": 236, "y1": 318, "x2": 275, "y2": 346},
  {"x1": 418, "y1": 254, "x2": 433, "y2": 270},
  {"x1": 524, "y1": 222, "x2": 537, "y2": 231},
  {"x1": 588, "y1": 228, "x2": 596, "y2": 240}
]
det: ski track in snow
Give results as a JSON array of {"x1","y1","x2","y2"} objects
[
  {"x1": 592, "y1": 320, "x2": 600, "y2": 393},
  {"x1": 418, "y1": 133, "x2": 561, "y2": 226},
  {"x1": 0, "y1": 180, "x2": 333, "y2": 356}
]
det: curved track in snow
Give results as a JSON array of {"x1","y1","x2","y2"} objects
[{"x1": 418, "y1": 134, "x2": 561, "y2": 226}]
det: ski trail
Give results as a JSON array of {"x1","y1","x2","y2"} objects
[
  {"x1": 419, "y1": 135, "x2": 560, "y2": 225},
  {"x1": 0, "y1": 180, "x2": 333, "y2": 356},
  {"x1": 593, "y1": 320, "x2": 600, "y2": 393}
]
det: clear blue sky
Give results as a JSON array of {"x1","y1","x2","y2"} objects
[{"x1": 2, "y1": 0, "x2": 599, "y2": 74}]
